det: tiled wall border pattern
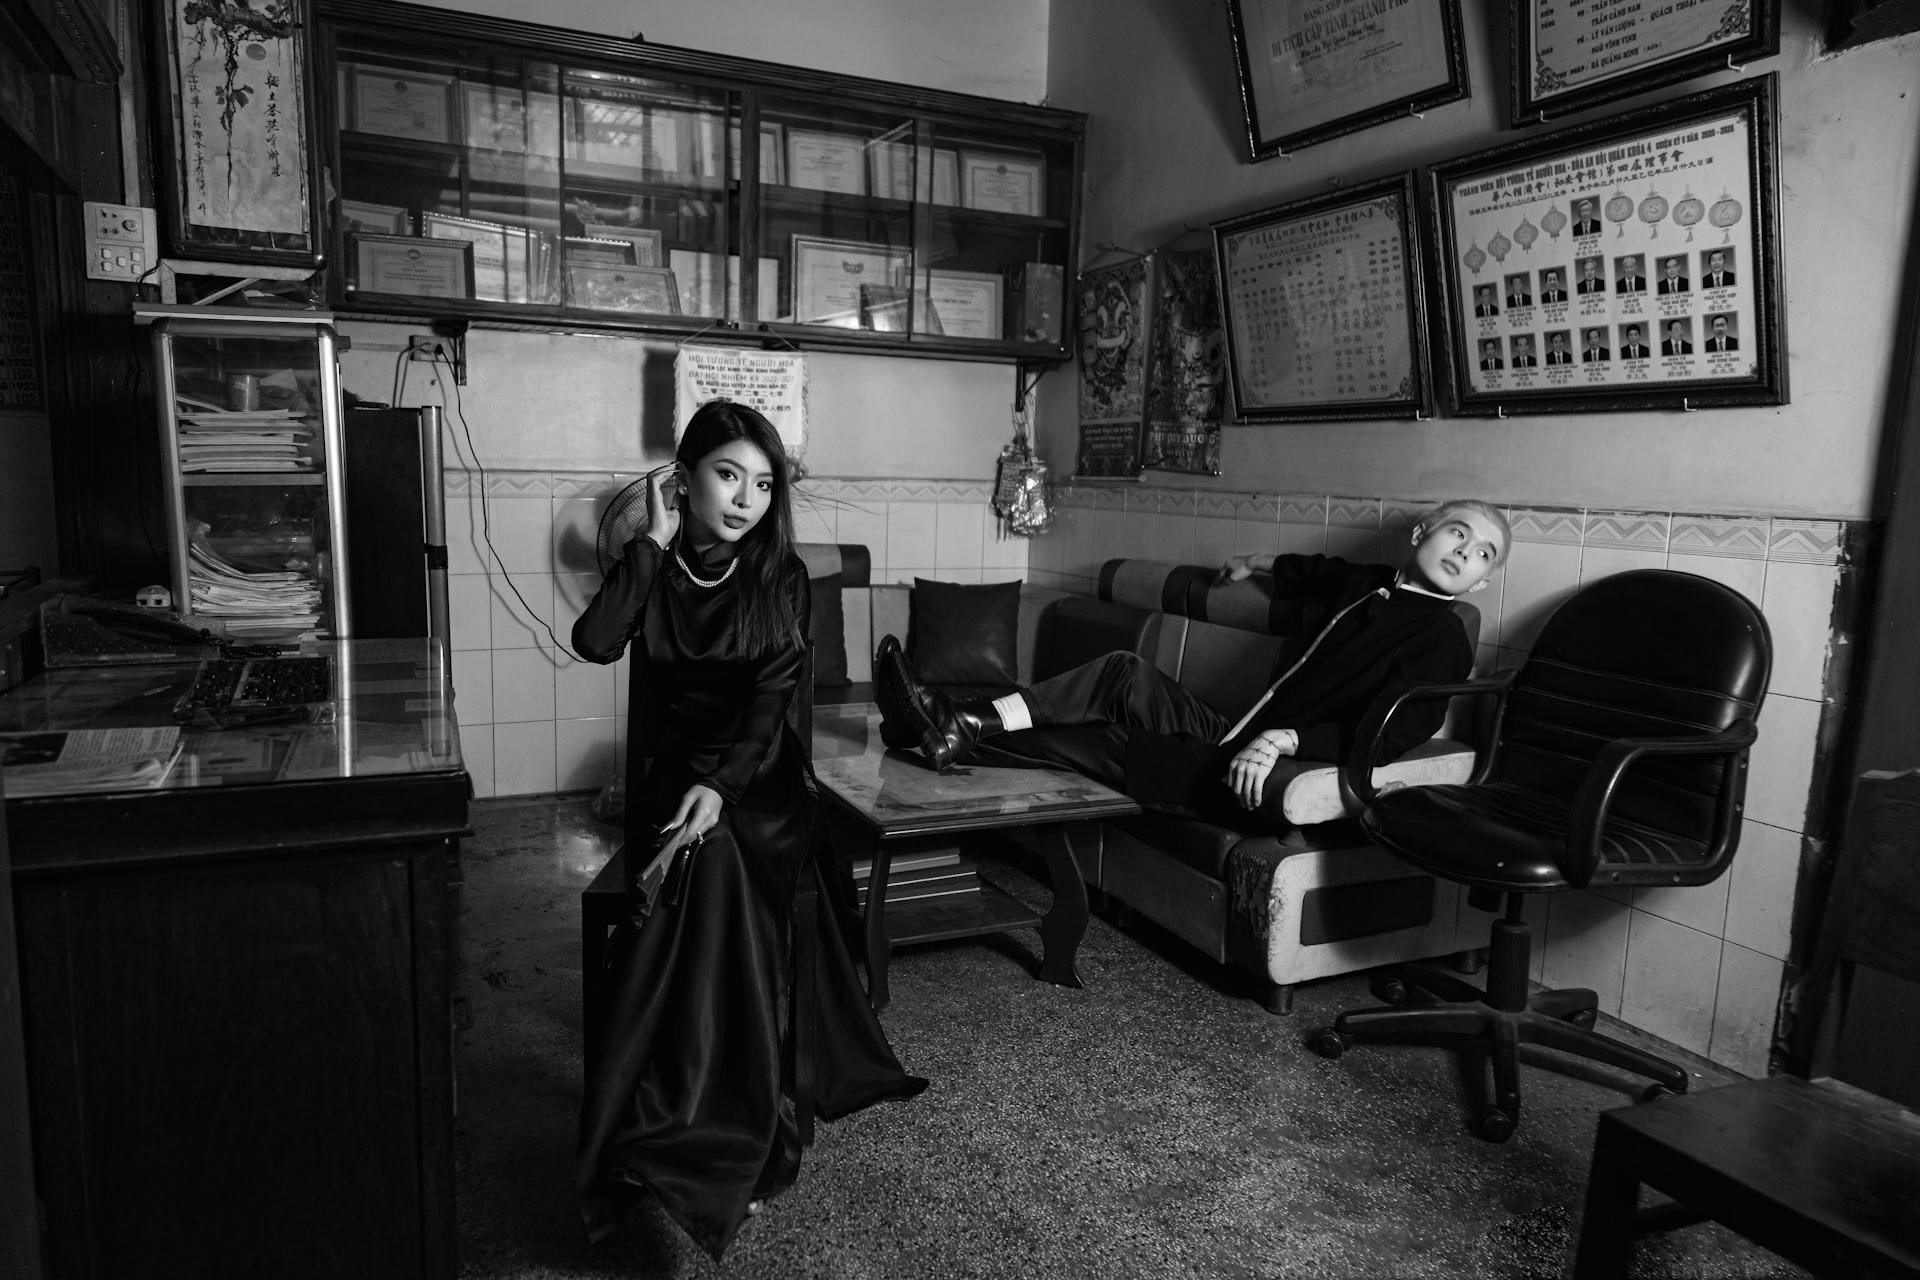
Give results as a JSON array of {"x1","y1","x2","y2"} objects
[{"x1": 1026, "y1": 483, "x2": 1864, "y2": 1078}]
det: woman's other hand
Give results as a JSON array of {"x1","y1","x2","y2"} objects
[
  {"x1": 662, "y1": 783, "x2": 724, "y2": 839},
  {"x1": 644, "y1": 463, "x2": 685, "y2": 549},
  {"x1": 1224, "y1": 728, "x2": 1296, "y2": 810},
  {"x1": 1217, "y1": 552, "x2": 1270, "y2": 585}
]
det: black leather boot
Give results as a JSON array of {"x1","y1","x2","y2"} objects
[
  {"x1": 876, "y1": 639, "x2": 1001, "y2": 771},
  {"x1": 872, "y1": 635, "x2": 926, "y2": 750}
]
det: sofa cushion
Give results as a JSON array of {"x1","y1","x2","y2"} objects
[{"x1": 908, "y1": 578, "x2": 1021, "y2": 686}]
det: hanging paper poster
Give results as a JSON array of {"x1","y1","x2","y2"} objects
[
  {"x1": 169, "y1": 0, "x2": 311, "y2": 238},
  {"x1": 1075, "y1": 257, "x2": 1152, "y2": 478},
  {"x1": 1142, "y1": 250, "x2": 1225, "y2": 475},
  {"x1": 673, "y1": 345, "x2": 809, "y2": 458}
]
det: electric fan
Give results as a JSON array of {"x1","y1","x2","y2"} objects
[{"x1": 595, "y1": 478, "x2": 653, "y2": 576}]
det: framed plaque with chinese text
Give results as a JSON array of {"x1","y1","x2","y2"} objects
[
  {"x1": 1511, "y1": 0, "x2": 1779, "y2": 126},
  {"x1": 1225, "y1": 0, "x2": 1469, "y2": 160},
  {"x1": 157, "y1": 0, "x2": 321, "y2": 266},
  {"x1": 1429, "y1": 75, "x2": 1784, "y2": 416},
  {"x1": 1212, "y1": 172, "x2": 1433, "y2": 423}
]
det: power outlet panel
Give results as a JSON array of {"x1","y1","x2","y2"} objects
[{"x1": 83, "y1": 201, "x2": 159, "y2": 282}]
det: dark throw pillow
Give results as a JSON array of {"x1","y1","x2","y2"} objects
[
  {"x1": 908, "y1": 578, "x2": 1021, "y2": 687},
  {"x1": 807, "y1": 572, "x2": 850, "y2": 687}
]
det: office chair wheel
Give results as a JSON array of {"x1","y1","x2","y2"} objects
[
  {"x1": 1470, "y1": 1105, "x2": 1517, "y2": 1143},
  {"x1": 1641, "y1": 1083, "x2": 1679, "y2": 1102},
  {"x1": 1562, "y1": 1007, "x2": 1597, "y2": 1030},
  {"x1": 1309, "y1": 1027, "x2": 1350, "y2": 1058},
  {"x1": 1369, "y1": 974, "x2": 1409, "y2": 1006}
]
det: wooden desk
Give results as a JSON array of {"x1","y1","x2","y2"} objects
[
  {"x1": 1, "y1": 639, "x2": 468, "y2": 1280},
  {"x1": 809, "y1": 703, "x2": 1139, "y2": 1010}
]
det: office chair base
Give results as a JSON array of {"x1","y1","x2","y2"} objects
[{"x1": 1314, "y1": 968, "x2": 1689, "y2": 1142}]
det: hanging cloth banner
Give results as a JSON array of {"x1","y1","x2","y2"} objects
[{"x1": 673, "y1": 344, "x2": 810, "y2": 459}]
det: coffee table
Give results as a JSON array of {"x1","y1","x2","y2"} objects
[{"x1": 810, "y1": 702, "x2": 1141, "y2": 1009}]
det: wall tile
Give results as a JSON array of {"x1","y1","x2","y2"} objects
[
  {"x1": 494, "y1": 645, "x2": 559, "y2": 724},
  {"x1": 835, "y1": 502, "x2": 890, "y2": 572},
  {"x1": 1541, "y1": 891, "x2": 1631, "y2": 1016},
  {"x1": 885, "y1": 500, "x2": 938, "y2": 568},
  {"x1": 1619, "y1": 910, "x2": 1720, "y2": 1057},
  {"x1": 1146, "y1": 508, "x2": 1196, "y2": 563},
  {"x1": 448, "y1": 574, "x2": 492, "y2": 651},
  {"x1": 1725, "y1": 819, "x2": 1802, "y2": 961},
  {"x1": 1274, "y1": 495, "x2": 1326, "y2": 526},
  {"x1": 458, "y1": 724, "x2": 495, "y2": 800},
  {"x1": 1667, "y1": 552, "x2": 1767, "y2": 606},
  {"x1": 493, "y1": 720, "x2": 557, "y2": 796},
  {"x1": 1633, "y1": 875, "x2": 1730, "y2": 938},
  {"x1": 1494, "y1": 539, "x2": 1582, "y2": 650},
  {"x1": 556, "y1": 717, "x2": 620, "y2": 793},
  {"x1": 935, "y1": 500, "x2": 989, "y2": 570},
  {"x1": 482, "y1": 469, "x2": 552, "y2": 499},
  {"x1": 1327, "y1": 495, "x2": 1380, "y2": 529},
  {"x1": 793, "y1": 494, "x2": 838, "y2": 544},
  {"x1": 553, "y1": 571, "x2": 603, "y2": 640},
  {"x1": 1670, "y1": 514, "x2": 1768, "y2": 559},
  {"x1": 1192, "y1": 514, "x2": 1237, "y2": 567},
  {"x1": 1584, "y1": 510, "x2": 1670, "y2": 552},
  {"x1": 1026, "y1": 510, "x2": 1064, "y2": 574},
  {"x1": 1507, "y1": 506, "x2": 1584, "y2": 545},
  {"x1": 1762, "y1": 559, "x2": 1842, "y2": 702},
  {"x1": 1744, "y1": 693, "x2": 1821, "y2": 832},
  {"x1": 551, "y1": 495, "x2": 604, "y2": 578},
  {"x1": 486, "y1": 496, "x2": 560, "y2": 574},
  {"x1": 1580, "y1": 544, "x2": 1668, "y2": 585},
  {"x1": 981, "y1": 526, "x2": 1032, "y2": 574},
  {"x1": 451, "y1": 648, "x2": 494, "y2": 726},
  {"x1": 1767, "y1": 518, "x2": 1844, "y2": 565},
  {"x1": 1323, "y1": 526, "x2": 1378, "y2": 561},
  {"x1": 1271, "y1": 521, "x2": 1328, "y2": 557},
  {"x1": 556, "y1": 648, "x2": 618, "y2": 720},
  {"x1": 444, "y1": 496, "x2": 486, "y2": 575},
  {"x1": 1710, "y1": 942, "x2": 1784, "y2": 1078},
  {"x1": 489, "y1": 572, "x2": 558, "y2": 650}
]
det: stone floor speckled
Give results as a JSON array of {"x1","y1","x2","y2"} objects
[{"x1": 451, "y1": 795, "x2": 1810, "y2": 1280}]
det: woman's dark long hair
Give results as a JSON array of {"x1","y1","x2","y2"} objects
[{"x1": 675, "y1": 399, "x2": 800, "y2": 657}]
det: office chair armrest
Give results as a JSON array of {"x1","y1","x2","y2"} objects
[
  {"x1": 1562, "y1": 719, "x2": 1761, "y2": 888},
  {"x1": 1339, "y1": 671, "x2": 1517, "y2": 811}
]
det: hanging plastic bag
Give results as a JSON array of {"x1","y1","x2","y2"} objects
[{"x1": 992, "y1": 398, "x2": 1052, "y2": 538}]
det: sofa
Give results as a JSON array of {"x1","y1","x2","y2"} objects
[{"x1": 797, "y1": 543, "x2": 1488, "y2": 1014}]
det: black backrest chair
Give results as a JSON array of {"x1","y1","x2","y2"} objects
[{"x1": 1315, "y1": 569, "x2": 1772, "y2": 1142}]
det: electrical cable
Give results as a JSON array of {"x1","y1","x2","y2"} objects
[{"x1": 429, "y1": 351, "x2": 583, "y2": 661}]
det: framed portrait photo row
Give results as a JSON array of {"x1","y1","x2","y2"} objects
[
  {"x1": 1510, "y1": 0, "x2": 1780, "y2": 126},
  {"x1": 1427, "y1": 74, "x2": 1785, "y2": 417},
  {"x1": 1224, "y1": 0, "x2": 1470, "y2": 160},
  {"x1": 1212, "y1": 171, "x2": 1435, "y2": 423}
]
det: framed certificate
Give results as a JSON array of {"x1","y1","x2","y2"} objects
[
  {"x1": 567, "y1": 264, "x2": 682, "y2": 314},
  {"x1": 790, "y1": 236, "x2": 910, "y2": 327},
  {"x1": 1427, "y1": 76, "x2": 1785, "y2": 415},
  {"x1": 1213, "y1": 171, "x2": 1433, "y2": 422},
  {"x1": 731, "y1": 122, "x2": 786, "y2": 183},
  {"x1": 347, "y1": 66, "x2": 455, "y2": 144},
  {"x1": 564, "y1": 236, "x2": 637, "y2": 266},
  {"x1": 421, "y1": 212, "x2": 526, "y2": 303},
  {"x1": 960, "y1": 151, "x2": 1045, "y2": 217},
  {"x1": 1512, "y1": 0, "x2": 1780, "y2": 125},
  {"x1": 785, "y1": 128, "x2": 868, "y2": 195},
  {"x1": 462, "y1": 84, "x2": 560, "y2": 156},
  {"x1": 338, "y1": 199, "x2": 411, "y2": 236},
  {"x1": 1225, "y1": 0, "x2": 1469, "y2": 159},
  {"x1": 352, "y1": 234, "x2": 473, "y2": 299},
  {"x1": 580, "y1": 223, "x2": 664, "y2": 267},
  {"x1": 923, "y1": 269, "x2": 1004, "y2": 341}
]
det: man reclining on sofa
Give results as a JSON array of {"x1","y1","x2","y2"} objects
[{"x1": 875, "y1": 499, "x2": 1509, "y2": 827}]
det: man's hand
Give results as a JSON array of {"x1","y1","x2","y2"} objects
[
  {"x1": 1216, "y1": 552, "x2": 1273, "y2": 585},
  {"x1": 1226, "y1": 728, "x2": 1297, "y2": 810}
]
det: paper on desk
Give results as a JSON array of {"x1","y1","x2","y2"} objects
[{"x1": 0, "y1": 726, "x2": 184, "y2": 796}]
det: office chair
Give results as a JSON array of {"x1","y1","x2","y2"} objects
[{"x1": 1312, "y1": 569, "x2": 1771, "y2": 1142}]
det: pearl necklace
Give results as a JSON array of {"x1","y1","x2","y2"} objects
[{"x1": 675, "y1": 546, "x2": 738, "y2": 589}]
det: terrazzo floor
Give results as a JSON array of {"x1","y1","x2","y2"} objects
[{"x1": 451, "y1": 795, "x2": 1809, "y2": 1280}]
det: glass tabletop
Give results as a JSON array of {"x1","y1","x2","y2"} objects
[
  {"x1": 0, "y1": 637, "x2": 461, "y2": 796},
  {"x1": 809, "y1": 702, "x2": 1138, "y2": 838}
]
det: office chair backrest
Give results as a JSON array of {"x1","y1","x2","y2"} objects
[{"x1": 1496, "y1": 570, "x2": 1771, "y2": 845}]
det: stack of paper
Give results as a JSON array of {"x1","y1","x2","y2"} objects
[
  {"x1": 176, "y1": 402, "x2": 315, "y2": 473},
  {"x1": 1, "y1": 726, "x2": 184, "y2": 797},
  {"x1": 188, "y1": 527, "x2": 323, "y2": 637}
]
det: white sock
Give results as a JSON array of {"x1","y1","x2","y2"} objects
[{"x1": 992, "y1": 693, "x2": 1032, "y2": 732}]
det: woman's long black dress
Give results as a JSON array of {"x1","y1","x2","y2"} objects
[{"x1": 572, "y1": 534, "x2": 925, "y2": 1259}]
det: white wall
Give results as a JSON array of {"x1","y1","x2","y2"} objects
[
  {"x1": 404, "y1": 0, "x2": 1051, "y2": 104},
  {"x1": 1041, "y1": 0, "x2": 1920, "y2": 519}
]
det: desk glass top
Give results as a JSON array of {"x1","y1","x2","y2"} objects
[
  {"x1": 0, "y1": 638, "x2": 462, "y2": 797},
  {"x1": 810, "y1": 703, "x2": 1138, "y2": 838}
]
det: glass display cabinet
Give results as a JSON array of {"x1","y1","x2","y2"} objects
[
  {"x1": 317, "y1": 0, "x2": 1084, "y2": 361},
  {"x1": 135, "y1": 304, "x2": 351, "y2": 641}
]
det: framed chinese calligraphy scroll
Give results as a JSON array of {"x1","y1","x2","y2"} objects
[
  {"x1": 1211, "y1": 172, "x2": 1433, "y2": 423},
  {"x1": 1225, "y1": 0, "x2": 1469, "y2": 160},
  {"x1": 156, "y1": 0, "x2": 321, "y2": 267},
  {"x1": 1428, "y1": 75, "x2": 1785, "y2": 417},
  {"x1": 1510, "y1": 0, "x2": 1779, "y2": 127}
]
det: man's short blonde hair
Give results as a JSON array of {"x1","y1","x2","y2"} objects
[{"x1": 1416, "y1": 499, "x2": 1511, "y2": 566}]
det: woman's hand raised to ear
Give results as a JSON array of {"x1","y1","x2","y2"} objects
[{"x1": 645, "y1": 463, "x2": 685, "y2": 549}]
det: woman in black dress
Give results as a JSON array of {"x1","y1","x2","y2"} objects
[{"x1": 572, "y1": 401, "x2": 924, "y2": 1259}]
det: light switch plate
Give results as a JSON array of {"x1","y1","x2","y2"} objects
[{"x1": 83, "y1": 201, "x2": 159, "y2": 282}]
